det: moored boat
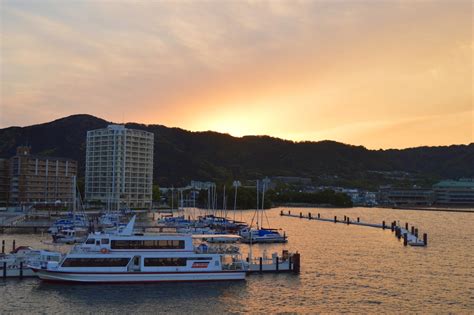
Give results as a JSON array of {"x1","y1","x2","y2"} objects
[
  {"x1": 239, "y1": 227, "x2": 288, "y2": 244},
  {"x1": 30, "y1": 216, "x2": 246, "y2": 283},
  {"x1": 1, "y1": 246, "x2": 62, "y2": 278}
]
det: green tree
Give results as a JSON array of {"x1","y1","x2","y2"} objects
[{"x1": 152, "y1": 184, "x2": 161, "y2": 201}]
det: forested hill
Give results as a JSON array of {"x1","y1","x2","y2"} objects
[{"x1": 0, "y1": 114, "x2": 472, "y2": 188}]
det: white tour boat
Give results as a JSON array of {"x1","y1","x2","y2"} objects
[{"x1": 30, "y1": 216, "x2": 246, "y2": 283}]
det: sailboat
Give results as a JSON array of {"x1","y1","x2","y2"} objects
[
  {"x1": 49, "y1": 176, "x2": 89, "y2": 244},
  {"x1": 240, "y1": 179, "x2": 288, "y2": 244}
]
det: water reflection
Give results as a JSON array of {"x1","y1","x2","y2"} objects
[
  {"x1": 31, "y1": 281, "x2": 247, "y2": 313},
  {"x1": 0, "y1": 207, "x2": 473, "y2": 313}
]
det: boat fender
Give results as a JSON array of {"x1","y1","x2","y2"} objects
[{"x1": 100, "y1": 248, "x2": 109, "y2": 254}]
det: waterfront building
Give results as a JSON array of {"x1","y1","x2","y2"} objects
[
  {"x1": 7, "y1": 146, "x2": 78, "y2": 207},
  {"x1": 340, "y1": 189, "x2": 378, "y2": 206},
  {"x1": 190, "y1": 180, "x2": 215, "y2": 190},
  {"x1": 85, "y1": 125, "x2": 154, "y2": 209},
  {"x1": 433, "y1": 179, "x2": 474, "y2": 206},
  {"x1": 378, "y1": 186, "x2": 435, "y2": 206}
]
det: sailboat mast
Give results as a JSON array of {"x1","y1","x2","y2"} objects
[
  {"x1": 256, "y1": 180, "x2": 259, "y2": 229},
  {"x1": 192, "y1": 184, "x2": 196, "y2": 220},
  {"x1": 72, "y1": 175, "x2": 77, "y2": 213},
  {"x1": 261, "y1": 181, "x2": 265, "y2": 228},
  {"x1": 207, "y1": 187, "x2": 210, "y2": 216},
  {"x1": 222, "y1": 185, "x2": 226, "y2": 218},
  {"x1": 233, "y1": 182, "x2": 238, "y2": 221},
  {"x1": 171, "y1": 187, "x2": 174, "y2": 212}
]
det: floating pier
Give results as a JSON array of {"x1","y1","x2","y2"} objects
[
  {"x1": 280, "y1": 210, "x2": 427, "y2": 247},
  {"x1": 246, "y1": 251, "x2": 300, "y2": 274}
]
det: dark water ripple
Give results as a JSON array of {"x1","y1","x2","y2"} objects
[{"x1": 0, "y1": 207, "x2": 473, "y2": 313}]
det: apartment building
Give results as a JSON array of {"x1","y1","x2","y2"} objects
[
  {"x1": 7, "y1": 146, "x2": 78, "y2": 207},
  {"x1": 85, "y1": 125, "x2": 154, "y2": 209}
]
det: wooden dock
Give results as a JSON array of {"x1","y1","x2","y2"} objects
[{"x1": 280, "y1": 210, "x2": 427, "y2": 247}]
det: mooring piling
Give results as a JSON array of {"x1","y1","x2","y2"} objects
[{"x1": 292, "y1": 253, "x2": 301, "y2": 274}]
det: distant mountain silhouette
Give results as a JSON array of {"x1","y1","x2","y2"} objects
[{"x1": 0, "y1": 114, "x2": 472, "y2": 188}]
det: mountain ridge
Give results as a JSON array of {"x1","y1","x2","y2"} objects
[{"x1": 0, "y1": 114, "x2": 472, "y2": 188}]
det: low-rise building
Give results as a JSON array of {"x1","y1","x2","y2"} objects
[
  {"x1": 378, "y1": 186, "x2": 435, "y2": 206},
  {"x1": 433, "y1": 179, "x2": 474, "y2": 206}
]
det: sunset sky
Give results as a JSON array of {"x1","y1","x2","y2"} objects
[{"x1": 1, "y1": 0, "x2": 472, "y2": 149}]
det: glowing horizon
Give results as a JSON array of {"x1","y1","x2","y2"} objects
[{"x1": 1, "y1": 0, "x2": 472, "y2": 149}]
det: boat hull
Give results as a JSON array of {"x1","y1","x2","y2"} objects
[
  {"x1": 241, "y1": 238, "x2": 287, "y2": 244},
  {"x1": 31, "y1": 268, "x2": 246, "y2": 283}
]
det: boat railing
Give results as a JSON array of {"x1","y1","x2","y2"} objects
[
  {"x1": 247, "y1": 252, "x2": 290, "y2": 265},
  {"x1": 195, "y1": 245, "x2": 240, "y2": 254},
  {"x1": 69, "y1": 245, "x2": 96, "y2": 254},
  {"x1": 222, "y1": 261, "x2": 244, "y2": 271}
]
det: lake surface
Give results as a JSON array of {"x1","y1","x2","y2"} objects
[{"x1": 1, "y1": 207, "x2": 473, "y2": 314}]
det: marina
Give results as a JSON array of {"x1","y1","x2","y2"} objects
[{"x1": 1, "y1": 213, "x2": 300, "y2": 281}]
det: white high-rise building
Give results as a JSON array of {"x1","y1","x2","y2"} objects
[{"x1": 85, "y1": 125, "x2": 154, "y2": 209}]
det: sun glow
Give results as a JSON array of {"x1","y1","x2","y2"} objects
[{"x1": 1, "y1": 1, "x2": 472, "y2": 148}]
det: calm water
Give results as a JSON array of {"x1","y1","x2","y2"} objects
[{"x1": 1, "y1": 207, "x2": 473, "y2": 314}]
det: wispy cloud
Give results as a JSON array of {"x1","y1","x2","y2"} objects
[{"x1": 0, "y1": 0, "x2": 472, "y2": 148}]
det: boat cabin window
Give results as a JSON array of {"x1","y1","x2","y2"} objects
[
  {"x1": 101, "y1": 238, "x2": 110, "y2": 245},
  {"x1": 85, "y1": 239, "x2": 95, "y2": 245},
  {"x1": 144, "y1": 258, "x2": 187, "y2": 267},
  {"x1": 61, "y1": 258, "x2": 130, "y2": 267},
  {"x1": 111, "y1": 240, "x2": 185, "y2": 250},
  {"x1": 95, "y1": 240, "x2": 100, "y2": 246}
]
